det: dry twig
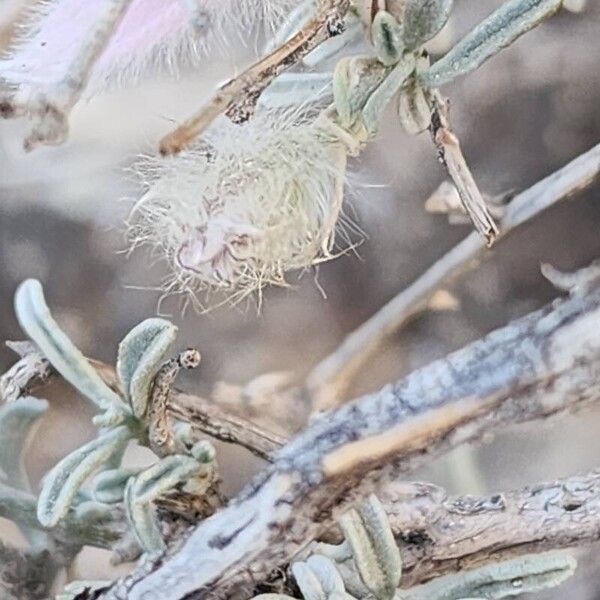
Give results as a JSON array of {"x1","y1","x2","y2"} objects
[
  {"x1": 376, "y1": 472, "x2": 600, "y2": 587},
  {"x1": 0, "y1": 341, "x2": 52, "y2": 403},
  {"x1": 159, "y1": 0, "x2": 350, "y2": 155},
  {"x1": 429, "y1": 90, "x2": 499, "y2": 245},
  {"x1": 1, "y1": 344, "x2": 283, "y2": 462},
  {"x1": 307, "y1": 141, "x2": 600, "y2": 410},
  {"x1": 91, "y1": 262, "x2": 600, "y2": 599}
]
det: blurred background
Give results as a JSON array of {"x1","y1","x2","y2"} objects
[{"x1": 0, "y1": 0, "x2": 599, "y2": 596}]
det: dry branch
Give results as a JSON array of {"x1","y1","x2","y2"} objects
[
  {"x1": 93, "y1": 264, "x2": 600, "y2": 599},
  {"x1": 377, "y1": 471, "x2": 600, "y2": 587},
  {"x1": 307, "y1": 141, "x2": 600, "y2": 410},
  {"x1": 0, "y1": 341, "x2": 52, "y2": 403},
  {"x1": 159, "y1": 0, "x2": 350, "y2": 155},
  {"x1": 0, "y1": 345, "x2": 283, "y2": 461}
]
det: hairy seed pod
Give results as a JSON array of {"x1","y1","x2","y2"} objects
[{"x1": 128, "y1": 112, "x2": 353, "y2": 308}]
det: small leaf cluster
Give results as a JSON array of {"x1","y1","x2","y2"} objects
[{"x1": 6, "y1": 279, "x2": 219, "y2": 557}]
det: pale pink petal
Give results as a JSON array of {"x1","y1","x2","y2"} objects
[
  {"x1": 0, "y1": 0, "x2": 294, "y2": 95},
  {"x1": 0, "y1": 0, "x2": 204, "y2": 94}
]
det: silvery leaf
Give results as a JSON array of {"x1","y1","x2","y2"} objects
[
  {"x1": 14, "y1": 279, "x2": 125, "y2": 412},
  {"x1": 92, "y1": 467, "x2": 140, "y2": 504},
  {"x1": 0, "y1": 396, "x2": 47, "y2": 489},
  {"x1": 421, "y1": 0, "x2": 562, "y2": 88},
  {"x1": 402, "y1": 0, "x2": 454, "y2": 50},
  {"x1": 124, "y1": 476, "x2": 165, "y2": 553},
  {"x1": 116, "y1": 318, "x2": 177, "y2": 417},
  {"x1": 37, "y1": 425, "x2": 131, "y2": 527}
]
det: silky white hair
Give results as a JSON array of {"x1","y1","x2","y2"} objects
[
  {"x1": 0, "y1": 0, "x2": 304, "y2": 96},
  {"x1": 128, "y1": 110, "x2": 353, "y2": 310}
]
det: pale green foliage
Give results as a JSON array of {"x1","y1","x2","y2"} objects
[
  {"x1": 402, "y1": 552, "x2": 577, "y2": 600},
  {"x1": 421, "y1": 0, "x2": 563, "y2": 88},
  {"x1": 371, "y1": 11, "x2": 404, "y2": 66},
  {"x1": 116, "y1": 318, "x2": 177, "y2": 417},
  {"x1": 6, "y1": 279, "x2": 219, "y2": 557},
  {"x1": 292, "y1": 556, "x2": 357, "y2": 600},
  {"x1": 402, "y1": 0, "x2": 454, "y2": 50},
  {"x1": 14, "y1": 279, "x2": 126, "y2": 413},
  {"x1": 0, "y1": 396, "x2": 49, "y2": 548},
  {"x1": 37, "y1": 426, "x2": 132, "y2": 527},
  {"x1": 123, "y1": 476, "x2": 165, "y2": 552},
  {"x1": 125, "y1": 447, "x2": 217, "y2": 552},
  {"x1": 334, "y1": 495, "x2": 401, "y2": 600},
  {"x1": 0, "y1": 397, "x2": 47, "y2": 488},
  {"x1": 273, "y1": 0, "x2": 568, "y2": 140},
  {"x1": 92, "y1": 468, "x2": 141, "y2": 504},
  {"x1": 361, "y1": 55, "x2": 416, "y2": 136}
]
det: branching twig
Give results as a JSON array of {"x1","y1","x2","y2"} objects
[
  {"x1": 92, "y1": 263, "x2": 600, "y2": 599},
  {"x1": 0, "y1": 341, "x2": 52, "y2": 403},
  {"x1": 306, "y1": 141, "x2": 600, "y2": 410},
  {"x1": 1, "y1": 343, "x2": 284, "y2": 461},
  {"x1": 158, "y1": 0, "x2": 350, "y2": 155}
]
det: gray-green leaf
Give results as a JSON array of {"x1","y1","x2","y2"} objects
[
  {"x1": 132, "y1": 455, "x2": 206, "y2": 504},
  {"x1": 292, "y1": 555, "x2": 356, "y2": 600},
  {"x1": 124, "y1": 476, "x2": 165, "y2": 553},
  {"x1": 37, "y1": 425, "x2": 131, "y2": 527},
  {"x1": 338, "y1": 495, "x2": 401, "y2": 600},
  {"x1": 91, "y1": 468, "x2": 140, "y2": 504},
  {"x1": 116, "y1": 318, "x2": 177, "y2": 417},
  {"x1": 403, "y1": 551, "x2": 576, "y2": 600},
  {"x1": 14, "y1": 279, "x2": 125, "y2": 413},
  {"x1": 420, "y1": 0, "x2": 562, "y2": 88},
  {"x1": 402, "y1": 0, "x2": 454, "y2": 50},
  {"x1": 372, "y1": 11, "x2": 404, "y2": 66}
]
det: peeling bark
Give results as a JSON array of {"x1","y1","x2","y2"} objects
[
  {"x1": 93, "y1": 270, "x2": 600, "y2": 599},
  {"x1": 378, "y1": 471, "x2": 600, "y2": 587}
]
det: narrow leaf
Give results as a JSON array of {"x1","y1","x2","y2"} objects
[
  {"x1": 0, "y1": 396, "x2": 49, "y2": 548},
  {"x1": 116, "y1": 318, "x2": 177, "y2": 417},
  {"x1": 14, "y1": 279, "x2": 125, "y2": 412},
  {"x1": 357, "y1": 495, "x2": 402, "y2": 593},
  {"x1": 361, "y1": 54, "x2": 416, "y2": 135},
  {"x1": 403, "y1": 552, "x2": 576, "y2": 599},
  {"x1": 339, "y1": 508, "x2": 387, "y2": 599},
  {"x1": 132, "y1": 455, "x2": 204, "y2": 504},
  {"x1": 92, "y1": 468, "x2": 140, "y2": 504},
  {"x1": 124, "y1": 477, "x2": 165, "y2": 553},
  {"x1": 372, "y1": 11, "x2": 404, "y2": 66},
  {"x1": 37, "y1": 425, "x2": 131, "y2": 527},
  {"x1": 421, "y1": 0, "x2": 562, "y2": 88}
]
